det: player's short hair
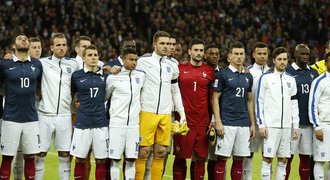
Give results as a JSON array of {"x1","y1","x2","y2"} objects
[
  {"x1": 324, "y1": 52, "x2": 330, "y2": 63},
  {"x1": 251, "y1": 42, "x2": 268, "y2": 52},
  {"x1": 28, "y1": 37, "x2": 41, "y2": 43},
  {"x1": 75, "y1": 36, "x2": 91, "y2": 47},
  {"x1": 82, "y1": 44, "x2": 98, "y2": 57},
  {"x1": 122, "y1": 48, "x2": 137, "y2": 58},
  {"x1": 12, "y1": 33, "x2": 27, "y2": 45},
  {"x1": 50, "y1": 33, "x2": 66, "y2": 45},
  {"x1": 272, "y1": 47, "x2": 289, "y2": 60},
  {"x1": 295, "y1": 44, "x2": 310, "y2": 52},
  {"x1": 189, "y1": 38, "x2": 204, "y2": 49},
  {"x1": 153, "y1": 31, "x2": 170, "y2": 43},
  {"x1": 205, "y1": 44, "x2": 219, "y2": 52},
  {"x1": 229, "y1": 42, "x2": 244, "y2": 53},
  {"x1": 120, "y1": 37, "x2": 135, "y2": 50}
]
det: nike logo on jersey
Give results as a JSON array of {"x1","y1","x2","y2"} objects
[
  {"x1": 183, "y1": 71, "x2": 189, "y2": 74},
  {"x1": 9, "y1": 67, "x2": 16, "y2": 70},
  {"x1": 228, "y1": 78, "x2": 234, "y2": 81},
  {"x1": 80, "y1": 79, "x2": 87, "y2": 83},
  {"x1": 292, "y1": 75, "x2": 298, "y2": 78}
]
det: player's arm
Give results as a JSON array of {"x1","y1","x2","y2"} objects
[
  {"x1": 171, "y1": 66, "x2": 186, "y2": 123},
  {"x1": 105, "y1": 75, "x2": 115, "y2": 101},
  {"x1": 247, "y1": 91, "x2": 256, "y2": 139},
  {"x1": 290, "y1": 79, "x2": 300, "y2": 140},
  {"x1": 255, "y1": 74, "x2": 267, "y2": 138},
  {"x1": 309, "y1": 78, "x2": 323, "y2": 141},
  {"x1": 36, "y1": 63, "x2": 43, "y2": 100},
  {"x1": 212, "y1": 91, "x2": 224, "y2": 137}
]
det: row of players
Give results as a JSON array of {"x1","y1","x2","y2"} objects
[{"x1": 0, "y1": 31, "x2": 329, "y2": 180}]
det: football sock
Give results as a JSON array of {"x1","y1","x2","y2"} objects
[
  {"x1": 190, "y1": 161, "x2": 195, "y2": 180},
  {"x1": 135, "y1": 158, "x2": 147, "y2": 180},
  {"x1": 35, "y1": 156, "x2": 45, "y2": 180},
  {"x1": 261, "y1": 160, "x2": 271, "y2": 180},
  {"x1": 84, "y1": 154, "x2": 91, "y2": 180},
  {"x1": 24, "y1": 157, "x2": 35, "y2": 180},
  {"x1": 58, "y1": 156, "x2": 70, "y2": 180},
  {"x1": 125, "y1": 160, "x2": 136, "y2": 180},
  {"x1": 74, "y1": 161, "x2": 85, "y2": 180},
  {"x1": 231, "y1": 159, "x2": 243, "y2": 180},
  {"x1": 276, "y1": 161, "x2": 287, "y2": 180},
  {"x1": 194, "y1": 160, "x2": 205, "y2": 180},
  {"x1": 214, "y1": 159, "x2": 226, "y2": 180},
  {"x1": 144, "y1": 152, "x2": 152, "y2": 180},
  {"x1": 285, "y1": 155, "x2": 293, "y2": 180},
  {"x1": 95, "y1": 163, "x2": 106, "y2": 180},
  {"x1": 325, "y1": 162, "x2": 330, "y2": 180},
  {"x1": 105, "y1": 158, "x2": 111, "y2": 180},
  {"x1": 172, "y1": 157, "x2": 186, "y2": 180},
  {"x1": 243, "y1": 157, "x2": 252, "y2": 180},
  {"x1": 151, "y1": 157, "x2": 164, "y2": 180},
  {"x1": 0, "y1": 156, "x2": 13, "y2": 180},
  {"x1": 207, "y1": 160, "x2": 216, "y2": 180},
  {"x1": 13, "y1": 150, "x2": 24, "y2": 180},
  {"x1": 299, "y1": 154, "x2": 311, "y2": 180},
  {"x1": 313, "y1": 162, "x2": 324, "y2": 180},
  {"x1": 110, "y1": 160, "x2": 120, "y2": 180}
]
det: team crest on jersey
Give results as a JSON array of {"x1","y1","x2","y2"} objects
[
  {"x1": 100, "y1": 76, "x2": 105, "y2": 81},
  {"x1": 213, "y1": 79, "x2": 219, "y2": 87},
  {"x1": 166, "y1": 66, "x2": 171, "y2": 73},
  {"x1": 31, "y1": 65, "x2": 35, "y2": 72},
  {"x1": 202, "y1": 71, "x2": 207, "y2": 78},
  {"x1": 135, "y1": 77, "x2": 140, "y2": 84},
  {"x1": 310, "y1": 74, "x2": 314, "y2": 79},
  {"x1": 287, "y1": 82, "x2": 291, "y2": 88},
  {"x1": 66, "y1": 67, "x2": 72, "y2": 74},
  {"x1": 245, "y1": 77, "x2": 249, "y2": 83}
]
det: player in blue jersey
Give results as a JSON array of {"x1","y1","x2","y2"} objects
[
  {"x1": 285, "y1": 44, "x2": 318, "y2": 180},
  {"x1": 70, "y1": 45, "x2": 108, "y2": 180},
  {"x1": 212, "y1": 42, "x2": 255, "y2": 180},
  {"x1": 256, "y1": 47, "x2": 300, "y2": 180},
  {"x1": 0, "y1": 33, "x2": 42, "y2": 180}
]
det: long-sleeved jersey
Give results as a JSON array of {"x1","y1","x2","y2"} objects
[
  {"x1": 105, "y1": 67, "x2": 145, "y2": 126},
  {"x1": 256, "y1": 69, "x2": 299, "y2": 129},
  {"x1": 38, "y1": 55, "x2": 79, "y2": 115},
  {"x1": 247, "y1": 63, "x2": 270, "y2": 99},
  {"x1": 136, "y1": 52, "x2": 184, "y2": 114},
  {"x1": 309, "y1": 72, "x2": 330, "y2": 130}
]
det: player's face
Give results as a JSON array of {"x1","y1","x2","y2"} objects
[
  {"x1": 28, "y1": 41, "x2": 42, "y2": 59},
  {"x1": 174, "y1": 44, "x2": 182, "y2": 60},
  {"x1": 205, "y1": 48, "x2": 220, "y2": 66},
  {"x1": 253, "y1": 47, "x2": 268, "y2": 66},
  {"x1": 229, "y1": 48, "x2": 245, "y2": 66},
  {"x1": 51, "y1": 37, "x2": 67, "y2": 59},
  {"x1": 122, "y1": 40, "x2": 136, "y2": 52},
  {"x1": 168, "y1": 38, "x2": 176, "y2": 57},
  {"x1": 123, "y1": 53, "x2": 138, "y2": 70},
  {"x1": 83, "y1": 49, "x2": 99, "y2": 68},
  {"x1": 154, "y1": 37, "x2": 170, "y2": 56},
  {"x1": 14, "y1": 35, "x2": 29, "y2": 52},
  {"x1": 189, "y1": 44, "x2": 204, "y2": 62},
  {"x1": 75, "y1": 40, "x2": 91, "y2": 57},
  {"x1": 325, "y1": 56, "x2": 330, "y2": 73},
  {"x1": 295, "y1": 47, "x2": 310, "y2": 64},
  {"x1": 273, "y1": 52, "x2": 288, "y2": 72}
]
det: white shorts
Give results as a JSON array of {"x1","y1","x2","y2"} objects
[
  {"x1": 38, "y1": 114, "x2": 72, "y2": 152},
  {"x1": 250, "y1": 125, "x2": 263, "y2": 152},
  {"x1": 70, "y1": 127, "x2": 108, "y2": 159},
  {"x1": 290, "y1": 126, "x2": 313, "y2": 155},
  {"x1": 109, "y1": 126, "x2": 139, "y2": 159},
  {"x1": 214, "y1": 126, "x2": 250, "y2": 157},
  {"x1": 0, "y1": 120, "x2": 40, "y2": 156},
  {"x1": 313, "y1": 125, "x2": 330, "y2": 162},
  {"x1": 263, "y1": 128, "x2": 291, "y2": 158}
]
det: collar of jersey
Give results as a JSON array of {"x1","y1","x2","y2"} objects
[
  {"x1": 13, "y1": 54, "x2": 31, "y2": 62},
  {"x1": 292, "y1": 62, "x2": 310, "y2": 70},
  {"x1": 253, "y1": 63, "x2": 269, "y2": 71},
  {"x1": 152, "y1": 51, "x2": 165, "y2": 60},
  {"x1": 83, "y1": 66, "x2": 103, "y2": 75},
  {"x1": 229, "y1": 64, "x2": 245, "y2": 73}
]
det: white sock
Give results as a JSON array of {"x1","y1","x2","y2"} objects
[
  {"x1": 325, "y1": 162, "x2": 330, "y2": 180},
  {"x1": 110, "y1": 160, "x2": 120, "y2": 180},
  {"x1": 144, "y1": 152, "x2": 153, "y2": 180},
  {"x1": 58, "y1": 156, "x2": 70, "y2": 180},
  {"x1": 314, "y1": 162, "x2": 325, "y2": 180},
  {"x1": 125, "y1": 160, "x2": 136, "y2": 180},
  {"x1": 243, "y1": 157, "x2": 252, "y2": 180},
  {"x1": 276, "y1": 161, "x2": 286, "y2": 180},
  {"x1": 261, "y1": 161, "x2": 271, "y2": 180},
  {"x1": 35, "y1": 156, "x2": 45, "y2": 180},
  {"x1": 13, "y1": 150, "x2": 24, "y2": 180}
]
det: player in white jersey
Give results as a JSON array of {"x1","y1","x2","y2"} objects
[
  {"x1": 309, "y1": 52, "x2": 330, "y2": 180},
  {"x1": 35, "y1": 33, "x2": 79, "y2": 180},
  {"x1": 106, "y1": 49, "x2": 145, "y2": 180},
  {"x1": 243, "y1": 42, "x2": 270, "y2": 180}
]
